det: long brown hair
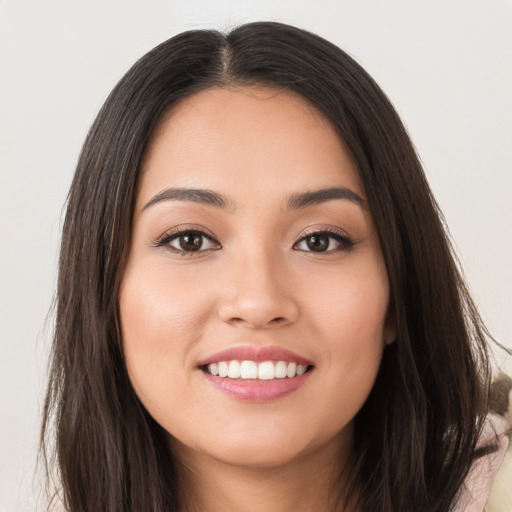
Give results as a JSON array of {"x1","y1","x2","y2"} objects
[{"x1": 41, "y1": 21, "x2": 491, "y2": 511}]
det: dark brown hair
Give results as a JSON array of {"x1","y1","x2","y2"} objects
[{"x1": 41, "y1": 21, "x2": 491, "y2": 512}]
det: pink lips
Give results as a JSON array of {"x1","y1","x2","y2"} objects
[
  {"x1": 198, "y1": 345, "x2": 314, "y2": 403},
  {"x1": 197, "y1": 345, "x2": 313, "y2": 367}
]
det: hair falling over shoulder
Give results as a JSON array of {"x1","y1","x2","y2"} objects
[{"x1": 40, "y1": 22, "x2": 493, "y2": 512}]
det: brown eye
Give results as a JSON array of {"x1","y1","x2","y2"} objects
[
  {"x1": 178, "y1": 232, "x2": 203, "y2": 251},
  {"x1": 157, "y1": 229, "x2": 220, "y2": 253},
  {"x1": 294, "y1": 230, "x2": 355, "y2": 254},
  {"x1": 305, "y1": 234, "x2": 329, "y2": 252}
]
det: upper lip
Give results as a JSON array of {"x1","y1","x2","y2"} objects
[{"x1": 197, "y1": 345, "x2": 314, "y2": 367}]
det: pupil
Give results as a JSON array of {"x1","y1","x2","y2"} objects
[
  {"x1": 307, "y1": 235, "x2": 328, "y2": 252},
  {"x1": 180, "y1": 233, "x2": 202, "y2": 251}
]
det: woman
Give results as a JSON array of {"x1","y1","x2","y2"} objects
[{"x1": 41, "y1": 21, "x2": 508, "y2": 511}]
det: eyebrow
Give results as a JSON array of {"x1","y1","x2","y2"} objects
[
  {"x1": 143, "y1": 188, "x2": 233, "y2": 211},
  {"x1": 285, "y1": 187, "x2": 366, "y2": 210},
  {"x1": 142, "y1": 186, "x2": 366, "y2": 212}
]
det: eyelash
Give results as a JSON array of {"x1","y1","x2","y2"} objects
[
  {"x1": 154, "y1": 227, "x2": 356, "y2": 255},
  {"x1": 294, "y1": 228, "x2": 355, "y2": 253},
  {"x1": 154, "y1": 226, "x2": 220, "y2": 256}
]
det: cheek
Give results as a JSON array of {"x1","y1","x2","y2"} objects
[
  {"x1": 304, "y1": 261, "x2": 389, "y2": 408},
  {"x1": 120, "y1": 262, "x2": 213, "y2": 347},
  {"x1": 307, "y1": 260, "x2": 390, "y2": 345},
  {"x1": 118, "y1": 263, "x2": 214, "y2": 407}
]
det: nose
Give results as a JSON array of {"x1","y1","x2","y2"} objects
[{"x1": 217, "y1": 249, "x2": 299, "y2": 330}]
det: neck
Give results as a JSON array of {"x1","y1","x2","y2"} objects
[{"x1": 173, "y1": 434, "x2": 357, "y2": 512}]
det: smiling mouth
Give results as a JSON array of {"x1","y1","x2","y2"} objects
[{"x1": 200, "y1": 360, "x2": 314, "y2": 380}]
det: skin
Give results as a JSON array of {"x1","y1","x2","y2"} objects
[{"x1": 119, "y1": 86, "x2": 395, "y2": 511}]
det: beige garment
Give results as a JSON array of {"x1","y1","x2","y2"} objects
[
  {"x1": 486, "y1": 383, "x2": 512, "y2": 512},
  {"x1": 454, "y1": 413, "x2": 511, "y2": 512},
  {"x1": 486, "y1": 447, "x2": 512, "y2": 512}
]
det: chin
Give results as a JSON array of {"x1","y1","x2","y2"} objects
[
  {"x1": 171, "y1": 418, "x2": 349, "y2": 472},
  {"x1": 209, "y1": 439, "x2": 310, "y2": 469}
]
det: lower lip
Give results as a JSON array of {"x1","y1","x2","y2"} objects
[{"x1": 201, "y1": 370, "x2": 313, "y2": 402}]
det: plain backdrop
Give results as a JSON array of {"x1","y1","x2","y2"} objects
[{"x1": 1, "y1": 1, "x2": 511, "y2": 511}]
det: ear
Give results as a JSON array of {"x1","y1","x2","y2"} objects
[{"x1": 384, "y1": 326, "x2": 396, "y2": 345}]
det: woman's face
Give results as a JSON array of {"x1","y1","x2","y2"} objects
[{"x1": 120, "y1": 86, "x2": 394, "y2": 469}]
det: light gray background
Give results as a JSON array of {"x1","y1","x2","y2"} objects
[{"x1": 1, "y1": 1, "x2": 511, "y2": 511}]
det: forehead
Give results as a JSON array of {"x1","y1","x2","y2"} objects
[{"x1": 138, "y1": 86, "x2": 365, "y2": 207}]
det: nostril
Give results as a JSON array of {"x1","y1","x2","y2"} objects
[{"x1": 227, "y1": 316, "x2": 287, "y2": 327}]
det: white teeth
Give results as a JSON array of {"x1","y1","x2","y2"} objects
[
  {"x1": 205, "y1": 360, "x2": 310, "y2": 380},
  {"x1": 209, "y1": 362, "x2": 219, "y2": 376},
  {"x1": 240, "y1": 360, "x2": 258, "y2": 379},
  {"x1": 258, "y1": 361, "x2": 275, "y2": 380},
  {"x1": 218, "y1": 361, "x2": 228, "y2": 378},
  {"x1": 296, "y1": 364, "x2": 307, "y2": 376},
  {"x1": 286, "y1": 362, "x2": 297, "y2": 378},
  {"x1": 275, "y1": 361, "x2": 287, "y2": 379},
  {"x1": 227, "y1": 360, "x2": 241, "y2": 379}
]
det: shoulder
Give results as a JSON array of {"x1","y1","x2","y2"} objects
[
  {"x1": 454, "y1": 379, "x2": 512, "y2": 512},
  {"x1": 486, "y1": 372, "x2": 512, "y2": 511},
  {"x1": 486, "y1": 442, "x2": 512, "y2": 512}
]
